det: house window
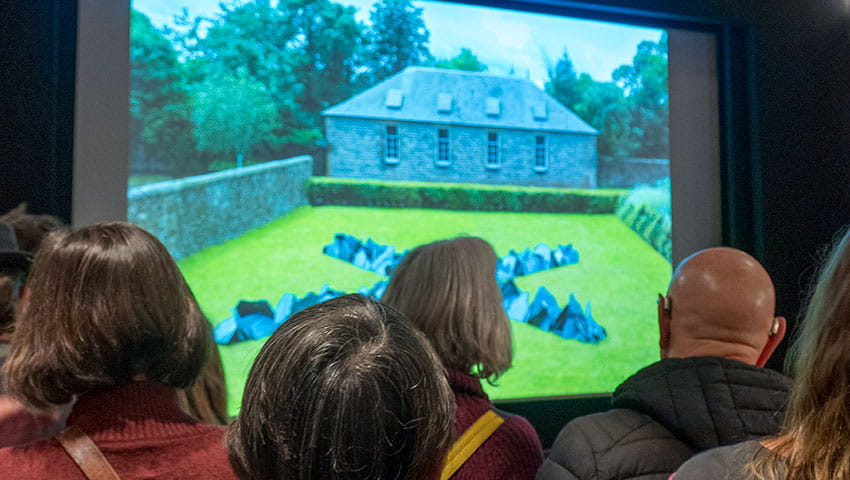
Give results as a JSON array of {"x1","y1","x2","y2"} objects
[
  {"x1": 486, "y1": 131, "x2": 500, "y2": 169},
  {"x1": 436, "y1": 128, "x2": 450, "y2": 166},
  {"x1": 534, "y1": 135, "x2": 548, "y2": 171},
  {"x1": 385, "y1": 125, "x2": 399, "y2": 164}
]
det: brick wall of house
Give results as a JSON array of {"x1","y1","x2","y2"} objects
[{"x1": 326, "y1": 118, "x2": 597, "y2": 188}]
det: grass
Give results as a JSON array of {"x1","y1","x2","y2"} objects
[{"x1": 177, "y1": 205, "x2": 671, "y2": 416}]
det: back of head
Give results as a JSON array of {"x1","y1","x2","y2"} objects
[
  {"x1": 0, "y1": 203, "x2": 64, "y2": 254},
  {"x1": 662, "y1": 247, "x2": 780, "y2": 365},
  {"x1": 765, "y1": 227, "x2": 850, "y2": 479},
  {"x1": 2, "y1": 221, "x2": 209, "y2": 409},
  {"x1": 381, "y1": 237, "x2": 511, "y2": 381},
  {"x1": 227, "y1": 294, "x2": 454, "y2": 480}
]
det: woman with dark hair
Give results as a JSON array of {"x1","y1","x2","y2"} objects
[
  {"x1": 672, "y1": 226, "x2": 850, "y2": 480},
  {"x1": 382, "y1": 237, "x2": 543, "y2": 480},
  {"x1": 227, "y1": 294, "x2": 454, "y2": 480},
  {"x1": 0, "y1": 222, "x2": 236, "y2": 479}
]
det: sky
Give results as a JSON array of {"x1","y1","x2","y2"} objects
[{"x1": 133, "y1": 0, "x2": 664, "y2": 86}]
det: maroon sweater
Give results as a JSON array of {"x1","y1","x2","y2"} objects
[
  {"x1": 0, "y1": 382, "x2": 237, "y2": 479},
  {"x1": 448, "y1": 370, "x2": 543, "y2": 480}
]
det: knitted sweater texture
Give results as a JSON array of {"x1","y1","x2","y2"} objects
[
  {"x1": 0, "y1": 382, "x2": 237, "y2": 479},
  {"x1": 448, "y1": 369, "x2": 543, "y2": 480}
]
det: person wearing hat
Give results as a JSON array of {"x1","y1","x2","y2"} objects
[{"x1": 0, "y1": 220, "x2": 68, "y2": 447}]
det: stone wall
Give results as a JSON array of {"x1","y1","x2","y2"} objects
[
  {"x1": 326, "y1": 117, "x2": 598, "y2": 188},
  {"x1": 597, "y1": 157, "x2": 669, "y2": 188},
  {"x1": 128, "y1": 156, "x2": 312, "y2": 259}
]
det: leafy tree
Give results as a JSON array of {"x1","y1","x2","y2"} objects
[
  {"x1": 545, "y1": 51, "x2": 581, "y2": 110},
  {"x1": 614, "y1": 33, "x2": 669, "y2": 158},
  {"x1": 281, "y1": 0, "x2": 366, "y2": 119},
  {"x1": 366, "y1": 0, "x2": 431, "y2": 81},
  {"x1": 192, "y1": 68, "x2": 279, "y2": 168},
  {"x1": 545, "y1": 51, "x2": 634, "y2": 157},
  {"x1": 130, "y1": 10, "x2": 199, "y2": 174},
  {"x1": 433, "y1": 48, "x2": 487, "y2": 72}
]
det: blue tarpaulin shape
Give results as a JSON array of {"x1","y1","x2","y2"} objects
[
  {"x1": 217, "y1": 236, "x2": 602, "y2": 345},
  {"x1": 323, "y1": 234, "x2": 406, "y2": 276},
  {"x1": 496, "y1": 243, "x2": 579, "y2": 282}
]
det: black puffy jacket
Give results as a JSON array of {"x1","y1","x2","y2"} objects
[{"x1": 536, "y1": 357, "x2": 791, "y2": 480}]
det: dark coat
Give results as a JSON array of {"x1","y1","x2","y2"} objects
[{"x1": 536, "y1": 357, "x2": 791, "y2": 480}]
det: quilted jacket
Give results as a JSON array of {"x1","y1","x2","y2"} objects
[{"x1": 536, "y1": 357, "x2": 791, "y2": 480}]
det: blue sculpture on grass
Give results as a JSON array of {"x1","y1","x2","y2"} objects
[{"x1": 215, "y1": 234, "x2": 606, "y2": 345}]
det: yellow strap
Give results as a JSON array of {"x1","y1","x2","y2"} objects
[{"x1": 441, "y1": 410, "x2": 505, "y2": 480}]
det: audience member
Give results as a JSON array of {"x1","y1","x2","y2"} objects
[
  {"x1": 382, "y1": 237, "x2": 544, "y2": 480},
  {"x1": 226, "y1": 294, "x2": 454, "y2": 480},
  {"x1": 0, "y1": 221, "x2": 65, "y2": 447},
  {"x1": 177, "y1": 333, "x2": 229, "y2": 425},
  {"x1": 0, "y1": 221, "x2": 32, "y2": 370},
  {"x1": 672, "y1": 229, "x2": 850, "y2": 480},
  {"x1": 537, "y1": 247, "x2": 791, "y2": 480},
  {"x1": 0, "y1": 203, "x2": 64, "y2": 255},
  {"x1": 0, "y1": 222, "x2": 237, "y2": 479}
]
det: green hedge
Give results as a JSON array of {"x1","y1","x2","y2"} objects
[
  {"x1": 307, "y1": 177, "x2": 626, "y2": 214},
  {"x1": 616, "y1": 198, "x2": 672, "y2": 262}
]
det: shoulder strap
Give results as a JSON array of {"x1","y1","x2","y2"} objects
[
  {"x1": 56, "y1": 426, "x2": 121, "y2": 480},
  {"x1": 441, "y1": 410, "x2": 505, "y2": 480}
]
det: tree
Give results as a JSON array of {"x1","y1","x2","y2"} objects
[
  {"x1": 365, "y1": 0, "x2": 431, "y2": 81},
  {"x1": 433, "y1": 48, "x2": 487, "y2": 72},
  {"x1": 545, "y1": 51, "x2": 634, "y2": 157},
  {"x1": 544, "y1": 51, "x2": 581, "y2": 109},
  {"x1": 192, "y1": 69, "x2": 279, "y2": 168},
  {"x1": 614, "y1": 33, "x2": 669, "y2": 158},
  {"x1": 130, "y1": 10, "x2": 199, "y2": 174},
  {"x1": 281, "y1": 0, "x2": 366, "y2": 119}
]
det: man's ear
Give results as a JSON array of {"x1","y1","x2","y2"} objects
[
  {"x1": 658, "y1": 294, "x2": 671, "y2": 357},
  {"x1": 756, "y1": 316, "x2": 786, "y2": 367}
]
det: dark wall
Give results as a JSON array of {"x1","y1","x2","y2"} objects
[
  {"x1": 1, "y1": 0, "x2": 76, "y2": 222},
  {"x1": 4, "y1": 0, "x2": 850, "y2": 446}
]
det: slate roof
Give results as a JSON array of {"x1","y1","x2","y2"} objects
[{"x1": 322, "y1": 67, "x2": 598, "y2": 135}]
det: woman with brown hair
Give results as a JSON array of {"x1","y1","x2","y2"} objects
[
  {"x1": 227, "y1": 294, "x2": 454, "y2": 480},
  {"x1": 0, "y1": 222, "x2": 236, "y2": 479},
  {"x1": 672, "y1": 226, "x2": 850, "y2": 480},
  {"x1": 382, "y1": 237, "x2": 543, "y2": 480}
]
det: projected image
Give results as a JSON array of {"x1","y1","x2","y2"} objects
[{"x1": 130, "y1": 0, "x2": 672, "y2": 413}]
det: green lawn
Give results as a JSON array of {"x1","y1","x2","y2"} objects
[{"x1": 178, "y1": 205, "x2": 671, "y2": 416}]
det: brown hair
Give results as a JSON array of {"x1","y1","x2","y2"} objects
[
  {"x1": 177, "y1": 336, "x2": 229, "y2": 425},
  {"x1": 0, "y1": 203, "x2": 64, "y2": 254},
  {"x1": 747, "y1": 226, "x2": 850, "y2": 480},
  {"x1": 2, "y1": 222, "x2": 209, "y2": 410},
  {"x1": 226, "y1": 294, "x2": 454, "y2": 480},
  {"x1": 381, "y1": 237, "x2": 512, "y2": 382}
]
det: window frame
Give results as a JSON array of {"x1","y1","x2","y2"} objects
[
  {"x1": 533, "y1": 134, "x2": 548, "y2": 172},
  {"x1": 384, "y1": 124, "x2": 399, "y2": 165},
  {"x1": 436, "y1": 128, "x2": 451, "y2": 167},
  {"x1": 486, "y1": 131, "x2": 500, "y2": 170}
]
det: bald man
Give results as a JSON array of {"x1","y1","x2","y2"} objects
[{"x1": 537, "y1": 248, "x2": 792, "y2": 480}]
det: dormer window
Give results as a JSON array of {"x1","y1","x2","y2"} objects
[
  {"x1": 437, "y1": 93, "x2": 453, "y2": 114},
  {"x1": 486, "y1": 97, "x2": 501, "y2": 117},
  {"x1": 532, "y1": 102, "x2": 547, "y2": 121},
  {"x1": 385, "y1": 89, "x2": 404, "y2": 109}
]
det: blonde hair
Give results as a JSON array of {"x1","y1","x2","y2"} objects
[
  {"x1": 748, "y1": 226, "x2": 850, "y2": 480},
  {"x1": 381, "y1": 236, "x2": 512, "y2": 382}
]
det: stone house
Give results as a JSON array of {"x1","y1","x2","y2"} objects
[{"x1": 322, "y1": 67, "x2": 598, "y2": 188}]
